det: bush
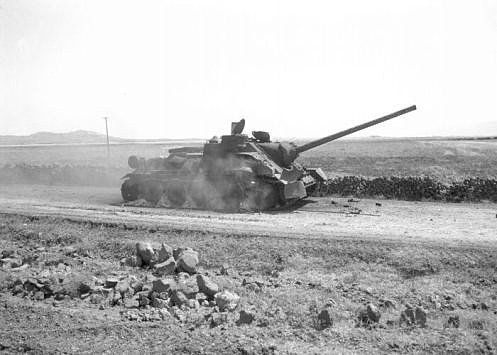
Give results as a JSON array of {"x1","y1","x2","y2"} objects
[{"x1": 323, "y1": 176, "x2": 497, "y2": 202}]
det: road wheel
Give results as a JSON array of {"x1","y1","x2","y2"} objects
[
  {"x1": 167, "y1": 182, "x2": 187, "y2": 207},
  {"x1": 121, "y1": 180, "x2": 139, "y2": 201},
  {"x1": 143, "y1": 181, "x2": 164, "y2": 204}
]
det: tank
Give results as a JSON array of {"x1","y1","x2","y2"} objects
[{"x1": 121, "y1": 105, "x2": 416, "y2": 211}]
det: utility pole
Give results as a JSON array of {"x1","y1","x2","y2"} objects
[{"x1": 103, "y1": 116, "x2": 110, "y2": 159}]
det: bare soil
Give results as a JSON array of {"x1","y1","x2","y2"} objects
[{"x1": 0, "y1": 185, "x2": 496, "y2": 354}]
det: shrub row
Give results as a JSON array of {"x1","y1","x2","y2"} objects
[{"x1": 322, "y1": 176, "x2": 497, "y2": 202}]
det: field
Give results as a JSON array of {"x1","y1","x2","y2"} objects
[
  {"x1": 1, "y1": 138, "x2": 497, "y2": 183},
  {"x1": 0, "y1": 138, "x2": 496, "y2": 354}
]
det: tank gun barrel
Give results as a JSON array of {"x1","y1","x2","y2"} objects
[{"x1": 296, "y1": 105, "x2": 416, "y2": 153}]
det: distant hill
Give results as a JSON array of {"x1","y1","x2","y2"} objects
[{"x1": 0, "y1": 130, "x2": 126, "y2": 145}]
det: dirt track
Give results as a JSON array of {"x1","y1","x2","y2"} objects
[{"x1": 0, "y1": 184, "x2": 495, "y2": 246}]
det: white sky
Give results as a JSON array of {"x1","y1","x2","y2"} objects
[{"x1": 0, "y1": 0, "x2": 496, "y2": 139}]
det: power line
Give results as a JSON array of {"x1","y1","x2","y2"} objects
[{"x1": 103, "y1": 116, "x2": 110, "y2": 159}]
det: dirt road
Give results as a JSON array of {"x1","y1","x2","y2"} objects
[{"x1": 0, "y1": 184, "x2": 495, "y2": 246}]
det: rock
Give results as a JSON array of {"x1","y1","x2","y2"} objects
[
  {"x1": 447, "y1": 315, "x2": 460, "y2": 328},
  {"x1": 317, "y1": 308, "x2": 333, "y2": 329},
  {"x1": 237, "y1": 310, "x2": 255, "y2": 325},
  {"x1": 34, "y1": 291, "x2": 45, "y2": 301},
  {"x1": 173, "y1": 247, "x2": 189, "y2": 260},
  {"x1": 151, "y1": 297, "x2": 169, "y2": 309},
  {"x1": 196, "y1": 275, "x2": 219, "y2": 298},
  {"x1": 380, "y1": 299, "x2": 396, "y2": 309},
  {"x1": 11, "y1": 264, "x2": 29, "y2": 271},
  {"x1": 78, "y1": 281, "x2": 92, "y2": 295},
  {"x1": 122, "y1": 256, "x2": 140, "y2": 267},
  {"x1": 177, "y1": 278, "x2": 199, "y2": 298},
  {"x1": 187, "y1": 299, "x2": 200, "y2": 309},
  {"x1": 1, "y1": 258, "x2": 22, "y2": 269},
  {"x1": 415, "y1": 307, "x2": 427, "y2": 327},
  {"x1": 220, "y1": 264, "x2": 232, "y2": 275},
  {"x1": 153, "y1": 257, "x2": 176, "y2": 276},
  {"x1": 152, "y1": 279, "x2": 177, "y2": 294},
  {"x1": 215, "y1": 290, "x2": 240, "y2": 312},
  {"x1": 138, "y1": 293, "x2": 150, "y2": 307},
  {"x1": 130, "y1": 279, "x2": 143, "y2": 293},
  {"x1": 357, "y1": 304, "x2": 381, "y2": 325},
  {"x1": 171, "y1": 290, "x2": 188, "y2": 306},
  {"x1": 90, "y1": 294, "x2": 105, "y2": 304},
  {"x1": 12, "y1": 284, "x2": 24, "y2": 295},
  {"x1": 115, "y1": 280, "x2": 134, "y2": 298},
  {"x1": 399, "y1": 305, "x2": 416, "y2": 326},
  {"x1": 210, "y1": 312, "x2": 229, "y2": 328},
  {"x1": 195, "y1": 292, "x2": 208, "y2": 302},
  {"x1": 177, "y1": 250, "x2": 199, "y2": 274},
  {"x1": 1, "y1": 249, "x2": 16, "y2": 258},
  {"x1": 157, "y1": 243, "x2": 173, "y2": 262},
  {"x1": 135, "y1": 242, "x2": 155, "y2": 265},
  {"x1": 105, "y1": 277, "x2": 119, "y2": 288},
  {"x1": 24, "y1": 278, "x2": 44, "y2": 292},
  {"x1": 124, "y1": 298, "x2": 139, "y2": 309},
  {"x1": 366, "y1": 303, "x2": 381, "y2": 323}
]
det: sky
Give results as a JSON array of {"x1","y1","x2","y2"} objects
[{"x1": 0, "y1": 0, "x2": 496, "y2": 139}]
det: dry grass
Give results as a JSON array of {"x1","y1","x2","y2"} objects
[{"x1": 1, "y1": 213, "x2": 495, "y2": 353}]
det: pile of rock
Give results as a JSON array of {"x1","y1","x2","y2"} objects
[
  {"x1": 0, "y1": 249, "x2": 31, "y2": 271},
  {"x1": 124, "y1": 242, "x2": 200, "y2": 276},
  {"x1": 8, "y1": 242, "x2": 243, "y2": 324}
]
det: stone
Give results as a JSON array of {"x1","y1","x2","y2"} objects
[
  {"x1": 130, "y1": 279, "x2": 143, "y2": 293},
  {"x1": 237, "y1": 309, "x2": 255, "y2": 325},
  {"x1": 124, "y1": 298, "x2": 139, "y2": 309},
  {"x1": 381, "y1": 299, "x2": 396, "y2": 309},
  {"x1": 151, "y1": 297, "x2": 169, "y2": 309},
  {"x1": 171, "y1": 290, "x2": 188, "y2": 306},
  {"x1": 34, "y1": 291, "x2": 45, "y2": 301},
  {"x1": 177, "y1": 278, "x2": 199, "y2": 298},
  {"x1": 220, "y1": 264, "x2": 232, "y2": 276},
  {"x1": 317, "y1": 308, "x2": 333, "y2": 329},
  {"x1": 173, "y1": 247, "x2": 189, "y2": 260},
  {"x1": 196, "y1": 275, "x2": 219, "y2": 298},
  {"x1": 1, "y1": 258, "x2": 22, "y2": 269},
  {"x1": 76, "y1": 280, "x2": 92, "y2": 295},
  {"x1": 12, "y1": 284, "x2": 24, "y2": 295},
  {"x1": 210, "y1": 312, "x2": 229, "y2": 328},
  {"x1": 115, "y1": 280, "x2": 134, "y2": 298},
  {"x1": 24, "y1": 278, "x2": 43, "y2": 292},
  {"x1": 177, "y1": 250, "x2": 199, "y2": 274},
  {"x1": 135, "y1": 242, "x2": 155, "y2": 265},
  {"x1": 366, "y1": 303, "x2": 381, "y2": 323},
  {"x1": 215, "y1": 290, "x2": 240, "y2": 312},
  {"x1": 447, "y1": 315, "x2": 460, "y2": 328},
  {"x1": 138, "y1": 293, "x2": 150, "y2": 307},
  {"x1": 152, "y1": 279, "x2": 177, "y2": 294},
  {"x1": 90, "y1": 294, "x2": 105, "y2": 304},
  {"x1": 399, "y1": 305, "x2": 416, "y2": 326},
  {"x1": 153, "y1": 257, "x2": 176, "y2": 276},
  {"x1": 415, "y1": 307, "x2": 427, "y2": 327},
  {"x1": 105, "y1": 277, "x2": 119, "y2": 288},
  {"x1": 157, "y1": 243, "x2": 173, "y2": 262},
  {"x1": 196, "y1": 292, "x2": 208, "y2": 302},
  {"x1": 187, "y1": 299, "x2": 200, "y2": 309}
]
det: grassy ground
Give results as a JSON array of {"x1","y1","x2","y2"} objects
[
  {"x1": 1, "y1": 213, "x2": 496, "y2": 354},
  {"x1": 1, "y1": 138, "x2": 497, "y2": 180}
]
